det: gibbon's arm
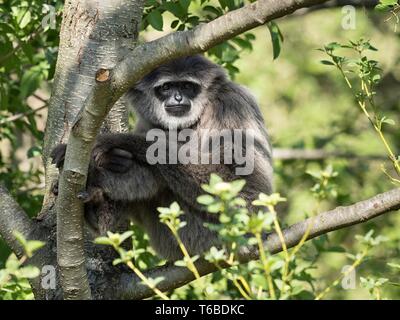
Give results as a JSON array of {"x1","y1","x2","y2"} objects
[
  {"x1": 51, "y1": 137, "x2": 163, "y2": 202},
  {"x1": 90, "y1": 134, "x2": 238, "y2": 210}
]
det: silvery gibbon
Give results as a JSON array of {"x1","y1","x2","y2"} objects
[{"x1": 52, "y1": 55, "x2": 273, "y2": 260}]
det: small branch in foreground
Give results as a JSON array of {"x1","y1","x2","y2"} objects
[
  {"x1": 116, "y1": 188, "x2": 400, "y2": 300},
  {"x1": 0, "y1": 184, "x2": 34, "y2": 258}
]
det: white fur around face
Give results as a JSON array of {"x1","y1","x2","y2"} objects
[
  {"x1": 130, "y1": 83, "x2": 210, "y2": 130},
  {"x1": 154, "y1": 100, "x2": 206, "y2": 130}
]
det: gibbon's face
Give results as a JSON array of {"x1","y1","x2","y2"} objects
[
  {"x1": 155, "y1": 81, "x2": 200, "y2": 117},
  {"x1": 141, "y1": 76, "x2": 206, "y2": 130},
  {"x1": 131, "y1": 77, "x2": 207, "y2": 130},
  {"x1": 129, "y1": 55, "x2": 226, "y2": 130}
]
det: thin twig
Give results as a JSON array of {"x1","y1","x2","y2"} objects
[{"x1": 0, "y1": 105, "x2": 47, "y2": 125}]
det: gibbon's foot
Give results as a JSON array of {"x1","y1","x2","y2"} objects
[{"x1": 77, "y1": 187, "x2": 105, "y2": 204}]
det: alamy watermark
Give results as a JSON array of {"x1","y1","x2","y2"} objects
[
  {"x1": 342, "y1": 5, "x2": 357, "y2": 30},
  {"x1": 145, "y1": 128, "x2": 256, "y2": 175},
  {"x1": 41, "y1": 5, "x2": 57, "y2": 30},
  {"x1": 41, "y1": 265, "x2": 56, "y2": 290},
  {"x1": 341, "y1": 265, "x2": 357, "y2": 290}
]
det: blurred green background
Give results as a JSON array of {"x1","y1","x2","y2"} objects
[
  {"x1": 1, "y1": 1, "x2": 399, "y2": 299},
  {"x1": 235, "y1": 8, "x2": 400, "y2": 299}
]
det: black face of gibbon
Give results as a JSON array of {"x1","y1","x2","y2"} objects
[
  {"x1": 154, "y1": 81, "x2": 201, "y2": 117},
  {"x1": 127, "y1": 55, "x2": 226, "y2": 130}
]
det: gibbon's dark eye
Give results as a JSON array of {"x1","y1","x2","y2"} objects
[
  {"x1": 161, "y1": 83, "x2": 170, "y2": 91},
  {"x1": 182, "y1": 82, "x2": 193, "y2": 90}
]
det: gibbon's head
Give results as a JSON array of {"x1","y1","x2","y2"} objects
[{"x1": 127, "y1": 55, "x2": 227, "y2": 129}]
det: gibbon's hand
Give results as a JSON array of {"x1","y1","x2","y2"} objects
[
  {"x1": 93, "y1": 146, "x2": 134, "y2": 173},
  {"x1": 51, "y1": 141, "x2": 134, "y2": 174}
]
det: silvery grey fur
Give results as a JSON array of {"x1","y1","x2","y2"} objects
[{"x1": 51, "y1": 55, "x2": 273, "y2": 261}]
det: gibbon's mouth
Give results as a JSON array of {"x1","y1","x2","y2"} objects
[{"x1": 165, "y1": 104, "x2": 190, "y2": 116}]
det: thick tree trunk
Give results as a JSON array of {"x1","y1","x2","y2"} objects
[
  {"x1": 42, "y1": 0, "x2": 140, "y2": 208},
  {"x1": 40, "y1": 0, "x2": 144, "y2": 299}
]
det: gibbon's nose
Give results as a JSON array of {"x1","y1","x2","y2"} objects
[{"x1": 174, "y1": 92, "x2": 183, "y2": 102}]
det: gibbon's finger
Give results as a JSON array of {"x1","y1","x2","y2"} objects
[
  {"x1": 51, "y1": 144, "x2": 67, "y2": 168},
  {"x1": 108, "y1": 160, "x2": 133, "y2": 170},
  {"x1": 103, "y1": 162, "x2": 131, "y2": 173},
  {"x1": 98, "y1": 156, "x2": 133, "y2": 172},
  {"x1": 93, "y1": 148, "x2": 108, "y2": 165},
  {"x1": 109, "y1": 148, "x2": 133, "y2": 159}
]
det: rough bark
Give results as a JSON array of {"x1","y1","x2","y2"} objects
[
  {"x1": 0, "y1": 185, "x2": 35, "y2": 257},
  {"x1": 42, "y1": 0, "x2": 144, "y2": 299}
]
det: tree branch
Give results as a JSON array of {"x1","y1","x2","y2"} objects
[
  {"x1": 292, "y1": 0, "x2": 378, "y2": 16},
  {"x1": 110, "y1": 0, "x2": 331, "y2": 98},
  {"x1": 116, "y1": 188, "x2": 400, "y2": 300},
  {"x1": 0, "y1": 184, "x2": 35, "y2": 258},
  {"x1": 273, "y1": 148, "x2": 387, "y2": 161},
  {"x1": 305, "y1": 0, "x2": 378, "y2": 10}
]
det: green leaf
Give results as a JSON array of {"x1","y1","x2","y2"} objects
[
  {"x1": 252, "y1": 274, "x2": 269, "y2": 289},
  {"x1": 119, "y1": 231, "x2": 134, "y2": 244},
  {"x1": 164, "y1": 2, "x2": 186, "y2": 19},
  {"x1": 232, "y1": 37, "x2": 252, "y2": 50},
  {"x1": 267, "y1": 22, "x2": 284, "y2": 60},
  {"x1": 19, "y1": 11, "x2": 31, "y2": 29},
  {"x1": 388, "y1": 263, "x2": 400, "y2": 269},
  {"x1": 203, "y1": 5, "x2": 222, "y2": 17},
  {"x1": 5, "y1": 254, "x2": 20, "y2": 271},
  {"x1": 197, "y1": 194, "x2": 215, "y2": 205},
  {"x1": 381, "y1": 117, "x2": 395, "y2": 126},
  {"x1": 174, "y1": 260, "x2": 187, "y2": 267},
  {"x1": 13, "y1": 231, "x2": 27, "y2": 248},
  {"x1": 0, "y1": 22, "x2": 15, "y2": 34},
  {"x1": 25, "y1": 241, "x2": 45, "y2": 255},
  {"x1": 147, "y1": 10, "x2": 163, "y2": 31},
  {"x1": 179, "y1": 0, "x2": 191, "y2": 12},
  {"x1": 20, "y1": 67, "x2": 45, "y2": 98},
  {"x1": 325, "y1": 42, "x2": 342, "y2": 51},
  {"x1": 27, "y1": 146, "x2": 42, "y2": 158},
  {"x1": 17, "y1": 266, "x2": 40, "y2": 279},
  {"x1": 94, "y1": 237, "x2": 113, "y2": 246},
  {"x1": 320, "y1": 60, "x2": 335, "y2": 66},
  {"x1": 380, "y1": 0, "x2": 398, "y2": 5}
]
